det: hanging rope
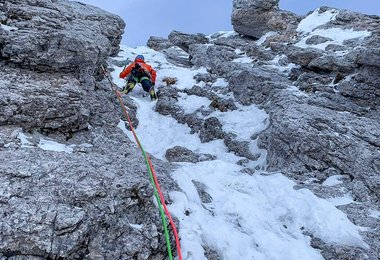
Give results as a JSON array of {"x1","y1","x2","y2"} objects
[{"x1": 101, "y1": 65, "x2": 183, "y2": 260}]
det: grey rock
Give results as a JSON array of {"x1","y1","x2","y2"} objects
[
  {"x1": 325, "y1": 44, "x2": 347, "y2": 52},
  {"x1": 192, "y1": 180, "x2": 213, "y2": 203},
  {"x1": 0, "y1": 66, "x2": 90, "y2": 133},
  {"x1": 209, "y1": 98, "x2": 238, "y2": 112},
  {"x1": 155, "y1": 86, "x2": 181, "y2": 116},
  {"x1": 147, "y1": 36, "x2": 174, "y2": 51},
  {"x1": 232, "y1": 0, "x2": 300, "y2": 39},
  {"x1": 224, "y1": 137, "x2": 261, "y2": 161},
  {"x1": 233, "y1": 0, "x2": 280, "y2": 10},
  {"x1": 354, "y1": 48, "x2": 380, "y2": 68},
  {"x1": 194, "y1": 73, "x2": 218, "y2": 83},
  {"x1": 168, "y1": 30, "x2": 209, "y2": 52},
  {"x1": 0, "y1": 0, "x2": 181, "y2": 258},
  {"x1": 189, "y1": 43, "x2": 244, "y2": 77},
  {"x1": 162, "y1": 46, "x2": 192, "y2": 68},
  {"x1": 308, "y1": 54, "x2": 357, "y2": 73},
  {"x1": 309, "y1": 234, "x2": 368, "y2": 260},
  {"x1": 336, "y1": 66, "x2": 380, "y2": 111},
  {"x1": 305, "y1": 35, "x2": 332, "y2": 45},
  {"x1": 286, "y1": 46, "x2": 323, "y2": 67},
  {"x1": 0, "y1": 0, "x2": 125, "y2": 75},
  {"x1": 165, "y1": 146, "x2": 216, "y2": 163},
  {"x1": 228, "y1": 68, "x2": 290, "y2": 105},
  {"x1": 199, "y1": 117, "x2": 225, "y2": 143},
  {"x1": 0, "y1": 125, "x2": 176, "y2": 259}
]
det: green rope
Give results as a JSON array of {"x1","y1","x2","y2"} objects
[
  {"x1": 118, "y1": 101, "x2": 173, "y2": 259},
  {"x1": 142, "y1": 149, "x2": 173, "y2": 260},
  {"x1": 102, "y1": 65, "x2": 174, "y2": 259}
]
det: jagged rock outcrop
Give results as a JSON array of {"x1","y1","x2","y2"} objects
[
  {"x1": 0, "y1": 67, "x2": 90, "y2": 133},
  {"x1": 0, "y1": 0, "x2": 124, "y2": 75},
  {"x1": 231, "y1": 0, "x2": 300, "y2": 38},
  {"x1": 0, "y1": 124, "x2": 174, "y2": 259},
  {"x1": 0, "y1": 0, "x2": 126, "y2": 132},
  {"x1": 168, "y1": 30, "x2": 209, "y2": 52},
  {"x1": 0, "y1": 0, "x2": 177, "y2": 258},
  {"x1": 150, "y1": 3, "x2": 380, "y2": 258},
  {"x1": 147, "y1": 36, "x2": 174, "y2": 51}
]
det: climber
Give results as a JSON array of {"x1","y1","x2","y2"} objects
[{"x1": 119, "y1": 54, "x2": 157, "y2": 101}]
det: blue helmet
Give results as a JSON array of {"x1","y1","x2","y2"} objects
[{"x1": 135, "y1": 54, "x2": 145, "y2": 61}]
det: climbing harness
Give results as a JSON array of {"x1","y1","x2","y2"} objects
[{"x1": 101, "y1": 65, "x2": 182, "y2": 260}]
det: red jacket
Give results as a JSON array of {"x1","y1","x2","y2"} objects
[{"x1": 119, "y1": 58, "x2": 157, "y2": 84}]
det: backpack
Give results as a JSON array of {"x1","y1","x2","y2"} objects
[{"x1": 131, "y1": 63, "x2": 148, "y2": 78}]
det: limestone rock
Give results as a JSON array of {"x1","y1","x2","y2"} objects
[
  {"x1": 165, "y1": 146, "x2": 216, "y2": 163},
  {"x1": 147, "y1": 36, "x2": 174, "y2": 51},
  {"x1": 232, "y1": 0, "x2": 300, "y2": 39},
  {"x1": 168, "y1": 30, "x2": 209, "y2": 52},
  {"x1": 0, "y1": 0, "x2": 125, "y2": 74}
]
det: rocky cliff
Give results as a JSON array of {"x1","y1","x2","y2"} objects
[
  {"x1": 1, "y1": 0, "x2": 380, "y2": 258},
  {"x1": 148, "y1": 0, "x2": 380, "y2": 258},
  {"x1": 0, "y1": 0, "x2": 176, "y2": 259}
]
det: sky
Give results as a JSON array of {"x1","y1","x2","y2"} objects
[{"x1": 75, "y1": 0, "x2": 380, "y2": 47}]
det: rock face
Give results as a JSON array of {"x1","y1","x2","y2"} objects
[
  {"x1": 0, "y1": 0, "x2": 177, "y2": 259},
  {"x1": 0, "y1": 125, "x2": 173, "y2": 259},
  {"x1": 0, "y1": 0, "x2": 125, "y2": 74},
  {"x1": 168, "y1": 30, "x2": 209, "y2": 52},
  {"x1": 151, "y1": 3, "x2": 380, "y2": 259},
  {"x1": 232, "y1": 0, "x2": 300, "y2": 39}
]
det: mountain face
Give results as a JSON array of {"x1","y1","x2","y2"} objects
[
  {"x1": 147, "y1": 0, "x2": 380, "y2": 258},
  {"x1": 0, "y1": 0, "x2": 379, "y2": 259},
  {"x1": 0, "y1": 1, "x2": 174, "y2": 259}
]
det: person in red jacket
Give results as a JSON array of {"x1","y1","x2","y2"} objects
[{"x1": 119, "y1": 54, "x2": 157, "y2": 100}]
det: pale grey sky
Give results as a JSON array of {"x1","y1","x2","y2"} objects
[{"x1": 75, "y1": 0, "x2": 380, "y2": 46}]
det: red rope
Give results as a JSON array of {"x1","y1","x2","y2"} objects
[
  {"x1": 119, "y1": 91, "x2": 183, "y2": 260},
  {"x1": 147, "y1": 156, "x2": 183, "y2": 260},
  {"x1": 102, "y1": 67, "x2": 183, "y2": 259}
]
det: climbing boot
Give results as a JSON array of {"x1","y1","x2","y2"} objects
[
  {"x1": 122, "y1": 82, "x2": 135, "y2": 94},
  {"x1": 149, "y1": 87, "x2": 157, "y2": 101}
]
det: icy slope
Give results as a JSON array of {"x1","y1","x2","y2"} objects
[{"x1": 111, "y1": 45, "x2": 366, "y2": 260}]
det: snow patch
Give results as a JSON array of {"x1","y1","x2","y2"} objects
[
  {"x1": 17, "y1": 132, "x2": 34, "y2": 148},
  {"x1": 170, "y1": 166, "x2": 367, "y2": 260},
  {"x1": 38, "y1": 139, "x2": 74, "y2": 153},
  {"x1": 211, "y1": 78, "x2": 228, "y2": 88},
  {"x1": 256, "y1": 31, "x2": 278, "y2": 46},
  {"x1": 322, "y1": 175, "x2": 344, "y2": 186},
  {"x1": 216, "y1": 31, "x2": 238, "y2": 38},
  {"x1": 0, "y1": 23, "x2": 18, "y2": 31},
  {"x1": 327, "y1": 194, "x2": 354, "y2": 206},
  {"x1": 369, "y1": 210, "x2": 380, "y2": 219},
  {"x1": 177, "y1": 92, "x2": 211, "y2": 114},
  {"x1": 297, "y1": 9, "x2": 338, "y2": 33},
  {"x1": 287, "y1": 86, "x2": 308, "y2": 97},
  {"x1": 296, "y1": 28, "x2": 371, "y2": 50},
  {"x1": 209, "y1": 104, "x2": 268, "y2": 141}
]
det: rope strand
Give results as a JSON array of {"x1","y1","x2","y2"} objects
[{"x1": 101, "y1": 65, "x2": 182, "y2": 260}]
